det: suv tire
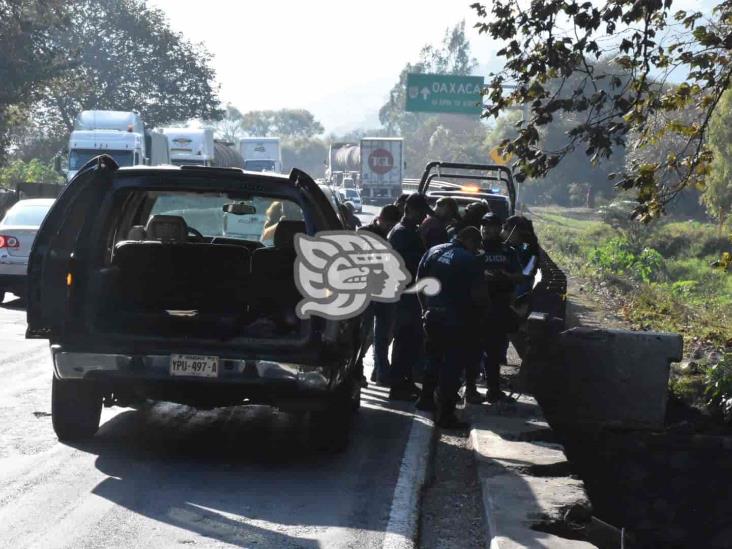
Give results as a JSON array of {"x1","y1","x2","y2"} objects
[
  {"x1": 52, "y1": 377, "x2": 102, "y2": 441},
  {"x1": 309, "y1": 379, "x2": 356, "y2": 453}
]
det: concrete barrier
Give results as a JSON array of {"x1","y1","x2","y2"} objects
[{"x1": 525, "y1": 325, "x2": 683, "y2": 431}]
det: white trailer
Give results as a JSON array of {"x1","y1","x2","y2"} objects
[
  {"x1": 239, "y1": 137, "x2": 282, "y2": 173},
  {"x1": 146, "y1": 131, "x2": 170, "y2": 166},
  {"x1": 326, "y1": 138, "x2": 404, "y2": 204},
  {"x1": 360, "y1": 138, "x2": 404, "y2": 203}
]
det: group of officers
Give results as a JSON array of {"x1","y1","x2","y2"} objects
[{"x1": 354, "y1": 192, "x2": 541, "y2": 429}]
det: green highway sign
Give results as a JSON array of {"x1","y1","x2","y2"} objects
[{"x1": 405, "y1": 73, "x2": 484, "y2": 115}]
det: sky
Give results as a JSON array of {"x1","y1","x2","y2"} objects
[
  {"x1": 148, "y1": 0, "x2": 715, "y2": 134},
  {"x1": 147, "y1": 0, "x2": 498, "y2": 133}
]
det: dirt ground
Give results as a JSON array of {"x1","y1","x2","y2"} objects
[{"x1": 419, "y1": 428, "x2": 488, "y2": 549}]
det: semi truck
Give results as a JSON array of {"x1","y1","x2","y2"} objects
[
  {"x1": 326, "y1": 138, "x2": 404, "y2": 204},
  {"x1": 239, "y1": 137, "x2": 282, "y2": 173},
  {"x1": 163, "y1": 128, "x2": 244, "y2": 168},
  {"x1": 62, "y1": 110, "x2": 170, "y2": 181}
]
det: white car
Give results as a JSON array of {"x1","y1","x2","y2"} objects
[
  {"x1": 0, "y1": 198, "x2": 55, "y2": 302},
  {"x1": 337, "y1": 188, "x2": 362, "y2": 213}
]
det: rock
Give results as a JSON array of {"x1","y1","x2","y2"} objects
[
  {"x1": 708, "y1": 350, "x2": 723, "y2": 364},
  {"x1": 563, "y1": 502, "x2": 592, "y2": 524}
]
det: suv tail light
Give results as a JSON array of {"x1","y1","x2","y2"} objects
[{"x1": 0, "y1": 235, "x2": 19, "y2": 249}]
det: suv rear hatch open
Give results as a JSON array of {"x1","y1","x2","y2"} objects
[{"x1": 27, "y1": 157, "x2": 355, "y2": 366}]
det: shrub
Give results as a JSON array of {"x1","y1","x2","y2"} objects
[
  {"x1": 0, "y1": 159, "x2": 63, "y2": 188},
  {"x1": 646, "y1": 221, "x2": 730, "y2": 259},
  {"x1": 670, "y1": 280, "x2": 698, "y2": 298},
  {"x1": 589, "y1": 237, "x2": 667, "y2": 282}
]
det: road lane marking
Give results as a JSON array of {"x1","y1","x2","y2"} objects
[{"x1": 382, "y1": 410, "x2": 434, "y2": 549}]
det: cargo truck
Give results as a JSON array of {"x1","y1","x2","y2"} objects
[
  {"x1": 326, "y1": 138, "x2": 404, "y2": 204},
  {"x1": 163, "y1": 128, "x2": 244, "y2": 168},
  {"x1": 239, "y1": 137, "x2": 282, "y2": 172},
  {"x1": 61, "y1": 110, "x2": 169, "y2": 181}
]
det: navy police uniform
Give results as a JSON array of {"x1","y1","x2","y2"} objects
[
  {"x1": 388, "y1": 215, "x2": 427, "y2": 393},
  {"x1": 477, "y1": 225, "x2": 522, "y2": 396},
  {"x1": 417, "y1": 239, "x2": 482, "y2": 418}
]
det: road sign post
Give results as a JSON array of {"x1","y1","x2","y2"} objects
[{"x1": 405, "y1": 73, "x2": 484, "y2": 115}]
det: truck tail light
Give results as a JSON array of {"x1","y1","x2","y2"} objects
[{"x1": 0, "y1": 235, "x2": 19, "y2": 249}]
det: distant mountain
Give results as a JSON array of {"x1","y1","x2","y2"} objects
[{"x1": 305, "y1": 75, "x2": 393, "y2": 135}]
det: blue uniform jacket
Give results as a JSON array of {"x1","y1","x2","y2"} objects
[
  {"x1": 388, "y1": 218, "x2": 425, "y2": 281},
  {"x1": 417, "y1": 241, "x2": 482, "y2": 327}
]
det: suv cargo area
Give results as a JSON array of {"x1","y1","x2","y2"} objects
[{"x1": 92, "y1": 210, "x2": 309, "y2": 342}]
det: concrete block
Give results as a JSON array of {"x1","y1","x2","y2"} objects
[
  {"x1": 539, "y1": 328, "x2": 683, "y2": 430},
  {"x1": 467, "y1": 397, "x2": 596, "y2": 548}
]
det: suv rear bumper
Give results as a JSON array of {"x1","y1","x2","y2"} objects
[{"x1": 53, "y1": 350, "x2": 330, "y2": 392}]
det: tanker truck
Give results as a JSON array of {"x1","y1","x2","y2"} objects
[
  {"x1": 326, "y1": 138, "x2": 404, "y2": 205},
  {"x1": 163, "y1": 128, "x2": 244, "y2": 168}
]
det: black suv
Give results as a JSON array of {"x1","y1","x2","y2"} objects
[{"x1": 26, "y1": 156, "x2": 362, "y2": 449}]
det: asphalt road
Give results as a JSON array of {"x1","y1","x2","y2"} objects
[
  {"x1": 356, "y1": 204, "x2": 380, "y2": 225},
  {"x1": 0, "y1": 292, "x2": 433, "y2": 549}
]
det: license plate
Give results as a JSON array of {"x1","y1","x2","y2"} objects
[{"x1": 170, "y1": 354, "x2": 219, "y2": 378}]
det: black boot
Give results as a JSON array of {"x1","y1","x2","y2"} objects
[
  {"x1": 435, "y1": 391, "x2": 468, "y2": 429},
  {"x1": 415, "y1": 383, "x2": 436, "y2": 411},
  {"x1": 465, "y1": 384, "x2": 486, "y2": 404},
  {"x1": 389, "y1": 382, "x2": 419, "y2": 401}
]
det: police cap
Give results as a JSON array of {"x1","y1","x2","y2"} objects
[{"x1": 480, "y1": 212, "x2": 502, "y2": 226}]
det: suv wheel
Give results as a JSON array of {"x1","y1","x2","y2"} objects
[
  {"x1": 51, "y1": 377, "x2": 102, "y2": 441},
  {"x1": 309, "y1": 380, "x2": 356, "y2": 453}
]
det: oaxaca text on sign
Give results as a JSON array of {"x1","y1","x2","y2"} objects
[{"x1": 405, "y1": 73, "x2": 485, "y2": 115}]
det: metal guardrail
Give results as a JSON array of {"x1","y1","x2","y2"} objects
[{"x1": 532, "y1": 249, "x2": 567, "y2": 324}]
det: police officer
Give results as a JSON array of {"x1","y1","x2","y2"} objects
[
  {"x1": 357, "y1": 205, "x2": 401, "y2": 385},
  {"x1": 339, "y1": 201, "x2": 362, "y2": 230},
  {"x1": 387, "y1": 193, "x2": 431, "y2": 400},
  {"x1": 502, "y1": 215, "x2": 541, "y2": 360},
  {"x1": 446, "y1": 201, "x2": 490, "y2": 240},
  {"x1": 394, "y1": 193, "x2": 409, "y2": 215},
  {"x1": 420, "y1": 197, "x2": 459, "y2": 249},
  {"x1": 476, "y1": 212, "x2": 524, "y2": 403},
  {"x1": 360, "y1": 204, "x2": 400, "y2": 239},
  {"x1": 415, "y1": 226, "x2": 484, "y2": 427}
]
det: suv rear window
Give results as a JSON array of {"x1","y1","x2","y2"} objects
[{"x1": 148, "y1": 192, "x2": 303, "y2": 246}]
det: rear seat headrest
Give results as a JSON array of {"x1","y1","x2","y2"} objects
[
  {"x1": 127, "y1": 225, "x2": 146, "y2": 241},
  {"x1": 145, "y1": 215, "x2": 188, "y2": 243},
  {"x1": 274, "y1": 220, "x2": 306, "y2": 249}
]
